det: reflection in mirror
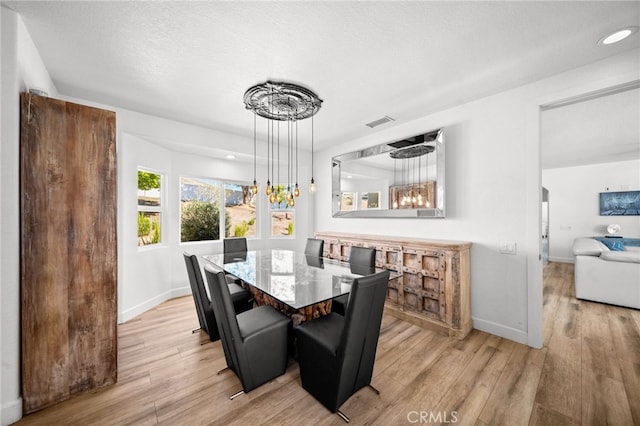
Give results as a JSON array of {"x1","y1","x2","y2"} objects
[
  {"x1": 332, "y1": 128, "x2": 445, "y2": 218},
  {"x1": 361, "y1": 192, "x2": 380, "y2": 209},
  {"x1": 340, "y1": 192, "x2": 355, "y2": 212}
]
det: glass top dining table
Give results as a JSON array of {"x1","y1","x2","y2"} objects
[{"x1": 202, "y1": 249, "x2": 392, "y2": 310}]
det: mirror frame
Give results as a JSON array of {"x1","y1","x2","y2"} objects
[{"x1": 332, "y1": 127, "x2": 445, "y2": 218}]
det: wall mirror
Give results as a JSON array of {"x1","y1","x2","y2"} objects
[{"x1": 332, "y1": 127, "x2": 445, "y2": 218}]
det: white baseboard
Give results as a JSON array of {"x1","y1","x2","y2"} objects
[
  {"x1": 171, "y1": 286, "x2": 191, "y2": 299},
  {"x1": 1, "y1": 397, "x2": 22, "y2": 426},
  {"x1": 472, "y1": 317, "x2": 528, "y2": 345},
  {"x1": 549, "y1": 256, "x2": 574, "y2": 264},
  {"x1": 118, "y1": 285, "x2": 192, "y2": 324}
]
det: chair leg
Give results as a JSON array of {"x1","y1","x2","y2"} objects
[
  {"x1": 229, "y1": 390, "x2": 245, "y2": 400},
  {"x1": 192, "y1": 328, "x2": 201, "y2": 334},
  {"x1": 367, "y1": 384, "x2": 380, "y2": 395},
  {"x1": 334, "y1": 386, "x2": 377, "y2": 423},
  {"x1": 337, "y1": 410, "x2": 350, "y2": 423},
  {"x1": 216, "y1": 366, "x2": 229, "y2": 375}
]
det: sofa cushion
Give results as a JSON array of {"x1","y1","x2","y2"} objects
[
  {"x1": 600, "y1": 250, "x2": 640, "y2": 263},
  {"x1": 573, "y1": 238, "x2": 608, "y2": 256},
  {"x1": 600, "y1": 238, "x2": 625, "y2": 251}
]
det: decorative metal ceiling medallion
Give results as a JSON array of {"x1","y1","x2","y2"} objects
[
  {"x1": 243, "y1": 81, "x2": 322, "y2": 121},
  {"x1": 389, "y1": 144, "x2": 434, "y2": 159}
]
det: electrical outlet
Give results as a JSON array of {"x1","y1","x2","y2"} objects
[{"x1": 500, "y1": 242, "x2": 517, "y2": 255}]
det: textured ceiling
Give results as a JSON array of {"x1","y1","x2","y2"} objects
[{"x1": 3, "y1": 1, "x2": 640, "y2": 167}]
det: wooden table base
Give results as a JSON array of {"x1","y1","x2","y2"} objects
[{"x1": 248, "y1": 287, "x2": 333, "y2": 327}]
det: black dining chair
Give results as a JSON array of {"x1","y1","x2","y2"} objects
[
  {"x1": 296, "y1": 270, "x2": 390, "y2": 422},
  {"x1": 223, "y1": 237, "x2": 248, "y2": 284},
  {"x1": 304, "y1": 238, "x2": 324, "y2": 257},
  {"x1": 224, "y1": 237, "x2": 248, "y2": 254},
  {"x1": 305, "y1": 255, "x2": 324, "y2": 269},
  {"x1": 183, "y1": 252, "x2": 252, "y2": 342},
  {"x1": 332, "y1": 246, "x2": 376, "y2": 316},
  {"x1": 204, "y1": 265, "x2": 292, "y2": 399}
]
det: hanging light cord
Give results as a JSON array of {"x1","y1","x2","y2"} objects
[{"x1": 253, "y1": 112, "x2": 257, "y2": 185}]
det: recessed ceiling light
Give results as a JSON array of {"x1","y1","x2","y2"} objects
[
  {"x1": 225, "y1": 154, "x2": 236, "y2": 160},
  {"x1": 598, "y1": 26, "x2": 638, "y2": 45}
]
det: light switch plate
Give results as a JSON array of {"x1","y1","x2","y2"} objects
[{"x1": 500, "y1": 242, "x2": 517, "y2": 255}]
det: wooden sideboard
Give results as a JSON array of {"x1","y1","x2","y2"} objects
[{"x1": 315, "y1": 232, "x2": 472, "y2": 339}]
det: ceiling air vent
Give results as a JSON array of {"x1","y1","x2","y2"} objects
[{"x1": 365, "y1": 115, "x2": 395, "y2": 128}]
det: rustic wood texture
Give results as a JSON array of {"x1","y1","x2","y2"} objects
[
  {"x1": 14, "y1": 262, "x2": 639, "y2": 425},
  {"x1": 315, "y1": 231, "x2": 472, "y2": 339},
  {"x1": 247, "y1": 286, "x2": 332, "y2": 327},
  {"x1": 20, "y1": 93, "x2": 117, "y2": 414}
]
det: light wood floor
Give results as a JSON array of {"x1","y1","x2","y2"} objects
[{"x1": 16, "y1": 262, "x2": 640, "y2": 425}]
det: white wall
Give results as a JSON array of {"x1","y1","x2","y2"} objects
[
  {"x1": 315, "y1": 48, "x2": 640, "y2": 345},
  {"x1": 543, "y1": 159, "x2": 640, "y2": 263},
  {"x1": 114, "y1": 128, "x2": 314, "y2": 323},
  {"x1": 316, "y1": 91, "x2": 532, "y2": 343},
  {"x1": 1, "y1": 7, "x2": 58, "y2": 425}
]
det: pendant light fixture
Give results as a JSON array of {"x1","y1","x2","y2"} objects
[
  {"x1": 244, "y1": 81, "x2": 322, "y2": 203},
  {"x1": 310, "y1": 113, "x2": 316, "y2": 194},
  {"x1": 252, "y1": 111, "x2": 258, "y2": 194},
  {"x1": 390, "y1": 143, "x2": 434, "y2": 209}
]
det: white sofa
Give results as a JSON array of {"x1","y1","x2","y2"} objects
[{"x1": 572, "y1": 237, "x2": 640, "y2": 309}]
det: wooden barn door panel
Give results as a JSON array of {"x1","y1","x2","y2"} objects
[{"x1": 20, "y1": 93, "x2": 117, "y2": 414}]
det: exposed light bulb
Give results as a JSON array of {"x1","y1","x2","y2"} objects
[
  {"x1": 269, "y1": 193, "x2": 276, "y2": 203},
  {"x1": 294, "y1": 183, "x2": 300, "y2": 197},
  {"x1": 252, "y1": 180, "x2": 258, "y2": 194},
  {"x1": 393, "y1": 200, "x2": 398, "y2": 209},
  {"x1": 266, "y1": 181, "x2": 271, "y2": 196},
  {"x1": 309, "y1": 178, "x2": 316, "y2": 194}
]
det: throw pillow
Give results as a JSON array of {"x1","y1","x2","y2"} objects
[{"x1": 600, "y1": 238, "x2": 625, "y2": 251}]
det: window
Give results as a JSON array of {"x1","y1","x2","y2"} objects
[
  {"x1": 340, "y1": 192, "x2": 355, "y2": 211},
  {"x1": 270, "y1": 185, "x2": 294, "y2": 237},
  {"x1": 180, "y1": 177, "x2": 223, "y2": 242},
  {"x1": 137, "y1": 169, "x2": 163, "y2": 247},
  {"x1": 360, "y1": 192, "x2": 380, "y2": 209},
  {"x1": 224, "y1": 183, "x2": 257, "y2": 238}
]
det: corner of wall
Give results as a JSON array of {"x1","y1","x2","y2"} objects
[
  {"x1": 118, "y1": 285, "x2": 191, "y2": 324},
  {"x1": 472, "y1": 317, "x2": 528, "y2": 345},
  {"x1": 1, "y1": 398, "x2": 23, "y2": 426}
]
